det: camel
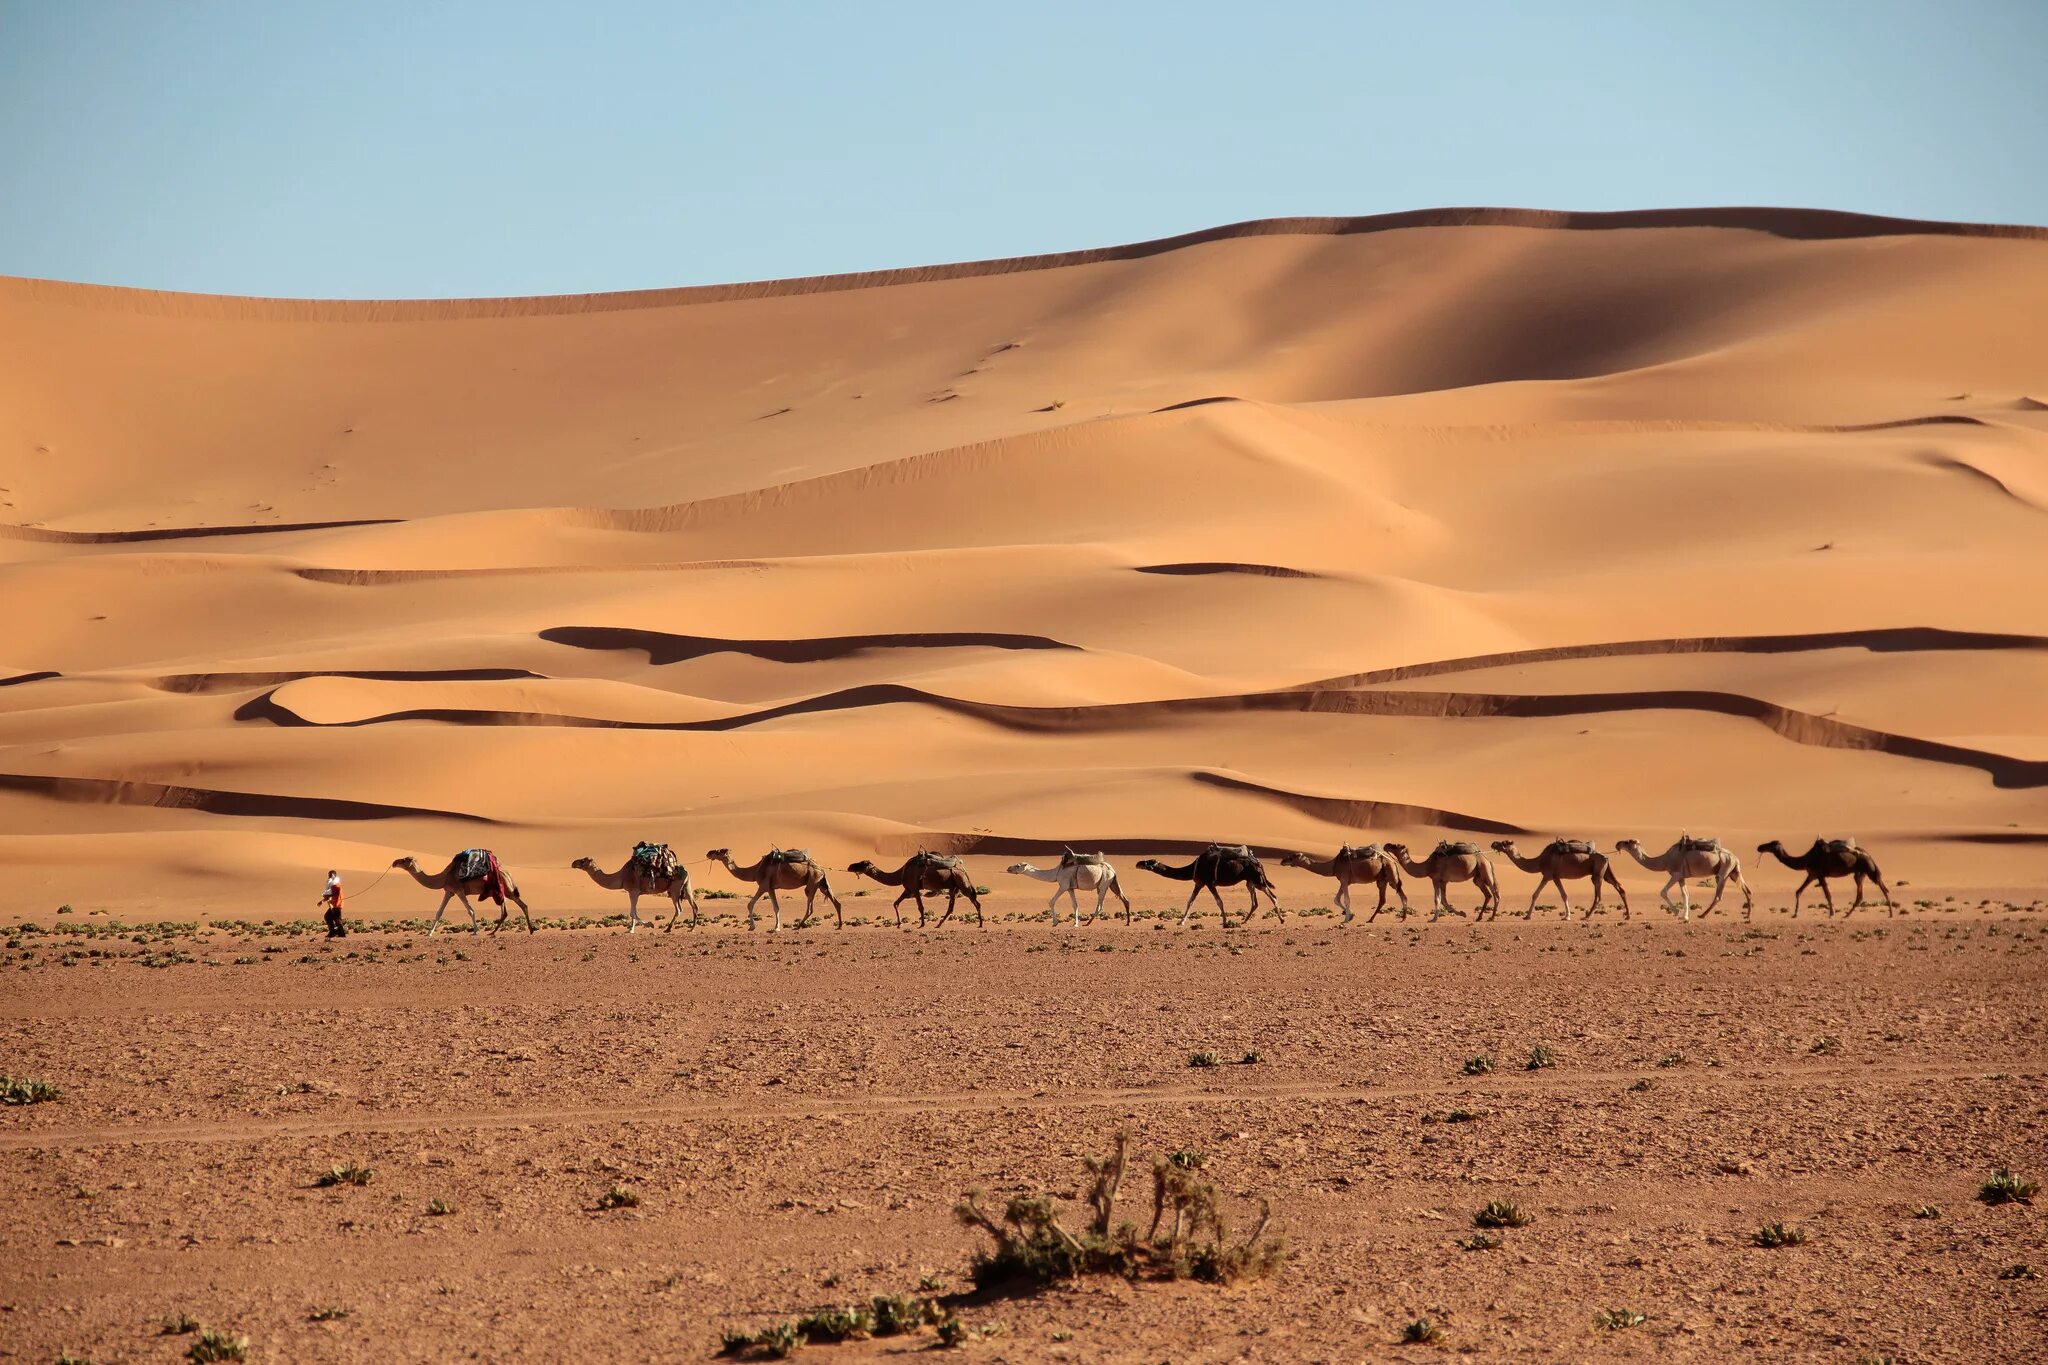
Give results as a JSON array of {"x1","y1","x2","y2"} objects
[
  {"x1": 1756, "y1": 838, "x2": 1894, "y2": 918},
  {"x1": 1006, "y1": 849, "x2": 1133, "y2": 926},
  {"x1": 391, "y1": 852, "x2": 535, "y2": 936},
  {"x1": 848, "y1": 852, "x2": 986, "y2": 928},
  {"x1": 1614, "y1": 835, "x2": 1752, "y2": 921},
  {"x1": 1489, "y1": 838, "x2": 1631, "y2": 921},
  {"x1": 1382, "y1": 841, "x2": 1502, "y2": 920},
  {"x1": 571, "y1": 848, "x2": 701, "y2": 932},
  {"x1": 705, "y1": 847, "x2": 844, "y2": 931},
  {"x1": 1136, "y1": 844, "x2": 1282, "y2": 928},
  {"x1": 1278, "y1": 846, "x2": 1409, "y2": 923}
]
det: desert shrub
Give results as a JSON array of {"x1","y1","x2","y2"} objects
[
  {"x1": 597, "y1": 1185, "x2": 640, "y2": 1210},
  {"x1": 161, "y1": 1312, "x2": 199, "y2": 1334},
  {"x1": 1473, "y1": 1199, "x2": 1531, "y2": 1229},
  {"x1": 1911, "y1": 1204, "x2": 1940, "y2": 1219},
  {"x1": 0, "y1": 1075, "x2": 60, "y2": 1104},
  {"x1": 1594, "y1": 1307, "x2": 1647, "y2": 1330},
  {"x1": 425, "y1": 1199, "x2": 454, "y2": 1216},
  {"x1": 1753, "y1": 1221, "x2": 1807, "y2": 1248},
  {"x1": 954, "y1": 1129, "x2": 1285, "y2": 1291},
  {"x1": 1403, "y1": 1318, "x2": 1440, "y2": 1343},
  {"x1": 1462, "y1": 1054, "x2": 1495, "y2": 1076},
  {"x1": 186, "y1": 1328, "x2": 248, "y2": 1362},
  {"x1": 1459, "y1": 1231, "x2": 1501, "y2": 1251},
  {"x1": 315, "y1": 1162, "x2": 373, "y2": 1188},
  {"x1": 1810, "y1": 1036, "x2": 1841, "y2": 1055},
  {"x1": 1188, "y1": 1051, "x2": 1220, "y2": 1068},
  {"x1": 1525, "y1": 1045, "x2": 1557, "y2": 1070},
  {"x1": 1240, "y1": 1050, "x2": 1264, "y2": 1065},
  {"x1": 1979, "y1": 1169, "x2": 2038, "y2": 1206}
]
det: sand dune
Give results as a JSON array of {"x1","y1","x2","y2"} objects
[{"x1": 3, "y1": 209, "x2": 2045, "y2": 914}]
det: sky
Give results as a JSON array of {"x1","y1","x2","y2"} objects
[{"x1": 2, "y1": 2, "x2": 2044, "y2": 298}]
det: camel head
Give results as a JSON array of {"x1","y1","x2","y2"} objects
[
  {"x1": 391, "y1": 856, "x2": 418, "y2": 870},
  {"x1": 847, "y1": 859, "x2": 879, "y2": 876},
  {"x1": 704, "y1": 848, "x2": 730, "y2": 863},
  {"x1": 1489, "y1": 840, "x2": 1517, "y2": 854},
  {"x1": 1756, "y1": 839, "x2": 1787, "y2": 855},
  {"x1": 1005, "y1": 862, "x2": 1036, "y2": 875},
  {"x1": 1135, "y1": 858, "x2": 1164, "y2": 874},
  {"x1": 1278, "y1": 851, "x2": 1310, "y2": 868},
  {"x1": 1614, "y1": 838, "x2": 1641, "y2": 853},
  {"x1": 570, "y1": 857, "x2": 596, "y2": 871},
  {"x1": 1382, "y1": 842, "x2": 1410, "y2": 857}
]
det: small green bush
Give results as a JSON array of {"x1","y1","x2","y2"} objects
[
  {"x1": 1462, "y1": 1054, "x2": 1495, "y2": 1076},
  {"x1": 1525, "y1": 1045, "x2": 1557, "y2": 1070},
  {"x1": 186, "y1": 1328, "x2": 249, "y2": 1363},
  {"x1": 597, "y1": 1185, "x2": 640, "y2": 1210},
  {"x1": 1473, "y1": 1199, "x2": 1531, "y2": 1228},
  {"x1": 315, "y1": 1163, "x2": 373, "y2": 1188},
  {"x1": 0, "y1": 1075, "x2": 60, "y2": 1105},
  {"x1": 1188, "y1": 1051, "x2": 1220, "y2": 1068},
  {"x1": 1753, "y1": 1221, "x2": 1807, "y2": 1248},
  {"x1": 1594, "y1": 1308, "x2": 1647, "y2": 1330},
  {"x1": 1980, "y1": 1169, "x2": 2038, "y2": 1206},
  {"x1": 1403, "y1": 1318, "x2": 1441, "y2": 1343}
]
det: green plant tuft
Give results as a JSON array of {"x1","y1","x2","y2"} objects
[
  {"x1": 0, "y1": 1075, "x2": 60, "y2": 1105},
  {"x1": 315, "y1": 1162, "x2": 373, "y2": 1188},
  {"x1": 1462, "y1": 1054, "x2": 1495, "y2": 1075},
  {"x1": 1979, "y1": 1168, "x2": 2038, "y2": 1206},
  {"x1": 1473, "y1": 1199, "x2": 1531, "y2": 1229},
  {"x1": 1403, "y1": 1317, "x2": 1441, "y2": 1343},
  {"x1": 186, "y1": 1328, "x2": 249, "y2": 1363},
  {"x1": 1593, "y1": 1307, "x2": 1647, "y2": 1330},
  {"x1": 1752, "y1": 1221, "x2": 1807, "y2": 1248},
  {"x1": 1525, "y1": 1044, "x2": 1557, "y2": 1070}
]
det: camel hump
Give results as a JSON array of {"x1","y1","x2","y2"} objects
[
  {"x1": 1546, "y1": 837, "x2": 1596, "y2": 856},
  {"x1": 1433, "y1": 840, "x2": 1480, "y2": 858},
  {"x1": 910, "y1": 850, "x2": 965, "y2": 872},
  {"x1": 1676, "y1": 833, "x2": 1722, "y2": 853},
  {"x1": 1207, "y1": 842, "x2": 1256, "y2": 861},
  {"x1": 765, "y1": 846, "x2": 814, "y2": 866},
  {"x1": 1821, "y1": 836, "x2": 1860, "y2": 855},
  {"x1": 1060, "y1": 846, "x2": 1106, "y2": 866},
  {"x1": 632, "y1": 841, "x2": 679, "y2": 876}
]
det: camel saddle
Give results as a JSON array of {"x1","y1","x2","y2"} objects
[
  {"x1": 1059, "y1": 846, "x2": 1107, "y2": 866},
  {"x1": 764, "y1": 847, "x2": 813, "y2": 867},
  {"x1": 632, "y1": 841, "x2": 679, "y2": 877},
  {"x1": 454, "y1": 848, "x2": 491, "y2": 881},
  {"x1": 1335, "y1": 843, "x2": 1381, "y2": 861},
  {"x1": 1206, "y1": 843, "x2": 1257, "y2": 862},
  {"x1": 1676, "y1": 834, "x2": 1721, "y2": 853},
  {"x1": 909, "y1": 850, "x2": 964, "y2": 872},
  {"x1": 1432, "y1": 840, "x2": 1481, "y2": 858},
  {"x1": 1545, "y1": 838, "x2": 1596, "y2": 856},
  {"x1": 1817, "y1": 837, "x2": 1859, "y2": 855}
]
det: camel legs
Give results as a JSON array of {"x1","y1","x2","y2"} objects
[
  {"x1": 1603, "y1": 867, "x2": 1629, "y2": 921},
  {"x1": 743, "y1": 885, "x2": 766, "y2": 931},
  {"x1": 664, "y1": 881, "x2": 700, "y2": 932},
  {"x1": 1106, "y1": 874, "x2": 1132, "y2": 926},
  {"x1": 1044, "y1": 886, "x2": 1066, "y2": 926},
  {"x1": 625, "y1": 888, "x2": 641, "y2": 934},
  {"x1": 426, "y1": 889, "x2": 455, "y2": 935},
  {"x1": 932, "y1": 888, "x2": 958, "y2": 929},
  {"x1": 895, "y1": 887, "x2": 923, "y2": 929},
  {"x1": 1335, "y1": 879, "x2": 1354, "y2": 925},
  {"x1": 1176, "y1": 885, "x2": 1202, "y2": 927},
  {"x1": 1525, "y1": 876, "x2": 1554, "y2": 921}
]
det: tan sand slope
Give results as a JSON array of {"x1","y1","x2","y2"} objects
[{"x1": 3, "y1": 207, "x2": 2046, "y2": 915}]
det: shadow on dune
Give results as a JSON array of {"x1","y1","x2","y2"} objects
[
  {"x1": 538, "y1": 626, "x2": 1078, "y2": 665},
  {"x1": 0, "y1": 772, "x2": 493, "y2": 823}
]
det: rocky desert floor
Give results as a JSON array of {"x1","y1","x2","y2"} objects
[{"x1": 4, "y1": 891, "x2": 2044, "y2": 1363}]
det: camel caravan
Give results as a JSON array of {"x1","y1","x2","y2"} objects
[{"x1": 382, "y1": 834, "x2": 1894, "y2": 934}]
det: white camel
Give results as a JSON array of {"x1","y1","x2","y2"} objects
[{"x1": 1005, "y1": 850, "x2": 1133, "y2": 926}]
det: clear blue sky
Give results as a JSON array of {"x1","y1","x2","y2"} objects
[{"x1": 3, "y1": 2, "x2": 2043, "y2": 298}]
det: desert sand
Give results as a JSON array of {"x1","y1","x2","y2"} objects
[{"x1": 2, "y1": 208, "x2": 2046, "y2": 1359}]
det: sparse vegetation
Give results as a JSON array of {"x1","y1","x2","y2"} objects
[
  {"x1": 0, "y1": 1075, "x2": 60, "y2": 1104},
  {"x1": 425, "y1": 1199, "x2": 454, "y2": 1216},
  {"x1": 1240, "y1": 1049, "x2": 1264, "y2": 1065},
  {"x1": 1462, "y1": 1054, "x2": 1495, "y2": 1075},
  {"x1": 1187, "y1": 1051, "x2": 1220, "y2": 1068},
  {"x1": 1753, "y1": 1221, "x2": 1808, "y2": 1248},
  {"x1": 1810, "y1": 1035, "x2": 1841, "y2": 1055},
  {"x1": 721, "y1": 1296, "x2": 945, "y2": 1357},
  {"x1": 1911, "y1": 1204, "x2": 1940, "y2": 1219},
  {"x1": 1594, "y1": 1308, "x2": 1647, "y2": 1330},
  {"x1": 1979, "y1": 1168, "x2": 2037, "y2": 1206},
  {"x1": 1998, "y1": 1263, "x2": 2036, "y2": 1280},
  {"x1": 1444, "y1": 1108, "x2": 1479, "y2": 1123},
  {"x1": 1473, "y1": 1199, "x2": 1532, "y2": 1229},
  {"x1": 1459, "y1": 1231, "x2": 1501, "y2": 1251},
  {"x1": 315, "y1": 1162, "x2": 373, "y2": 1188},
  {"x1": 1403, "y1": 1317, "x2": 1441, "y2": 1344},
  {"x1": 597, "y1": 1185, "x2": 641, "y2": 1210},
  {"x1": 161, "y1": 1311, "x2": 199, "y2": 1334},
  {"x1": 953, "y1": 1129, "x2": 1286, "y2": 1290},
  {"x1": 1525, "y1": 1044, "x2": 1557, "y2": 1070},
  {"x1": 186, "y1": 1328, "x2": 249, "y2": 1363}
]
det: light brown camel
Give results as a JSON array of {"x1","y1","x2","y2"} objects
[
  {"x1": 705, "y1": 847, "x2": 843, "y2": 931},
  {"x1": 391, "y1": 853, "x2": 535, "y2": 936},
  {"x1": 1756, "y1": 838, "x2": 1895, "y2": 918},
  {"x1": 1006, "y1": 850, "x2": 1133, "y2": 926},
  {"x1": 571, "y1": 848, "x2": 701, "y2": 932},
  {"x1": 1489, "y1": 838, "x2": 1631, "y2": 921},
  {"x1": 1613, "y1": 835, "x2": 1752, "y2": 921},
  {"x1": 1382, "y1": 841, "x2": 1501, "y2": 920},
  {"x1": 849, "y1": 852, "x2": 985, "y2": 928},
  {"x1": 1278, "y1": 846, "x2": 1409, "y2": 923}
]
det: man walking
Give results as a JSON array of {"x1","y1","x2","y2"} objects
[{"x1": 321, "y1": 869, "x2": 346, "y2": 938}]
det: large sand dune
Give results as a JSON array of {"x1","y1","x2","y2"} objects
[{"x1": 4, "y1": 208, "x2": 2046, "y2": 915}]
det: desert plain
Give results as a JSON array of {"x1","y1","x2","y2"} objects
[{"x1": 2, "y1": 207, "x2": 2046, "y2": 1360}]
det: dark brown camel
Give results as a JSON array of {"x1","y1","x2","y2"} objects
[
  {"x1": 1279, "y1": 846, "x2": 1409, "y2": 923},
  {"x1": 1756, "y1": 838, "x2": 1895, "y2": 917},
  {"x1": 1136, "y1": 844, "x2": 1282, "y2": 928},
  {"x1": 847, "y1": 852, "x2": 985, "y2": 928}
]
